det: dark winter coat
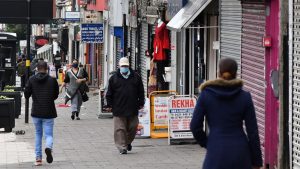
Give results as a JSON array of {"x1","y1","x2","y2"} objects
[
  {"x1": 24, "y1": 72, "x2": 59, "y2": 119},
  {"x1": 190, "y1": 79, "x2": 263, "y2": 169},
  {"x1": 105, "y1": 69, "x2": 145, "y2": 117}
]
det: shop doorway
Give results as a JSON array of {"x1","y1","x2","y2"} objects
[{"x1": 207, "y1": 15, "x2": 218, "y2": 81}]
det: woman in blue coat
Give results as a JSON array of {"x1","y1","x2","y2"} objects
[{"x1": 190, "y1": 58, "x2": 262, "y2": 169}]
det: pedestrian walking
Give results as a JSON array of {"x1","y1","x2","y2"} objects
[
  {"x1": 53, "y1": 51, "x2": 62, "y2": 79},
  {"x1": 190, "y1": 58, "x2": 262, "y2": 169},
  {"x1": 105, "y1": 57, "x2": 145, "y2": 155},
  {"x1": 60, "y1": 59, "x2": 88, "y2": 120},
  {"x1": 16, "y1": 58, "x2": 26, "y2": 88},
  {"x1": 24, "y1": 61, "x2": 59, "y2": 166}
]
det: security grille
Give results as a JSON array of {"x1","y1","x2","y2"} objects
[
  {"x1": 292, "y1": 1, "x2": 300, "y2": 168},
  {"x1": 99, "y1": 43, "x2": 104, "y2": 86},
  {"x1": 241, "y1": 2, "x2": 266, "y2": 160},
  {"x1": 116, "y1": 37, "x2": 122, "y2": 69},
  {"x1": 131, "y1": 28, "x2": 137, "y2": 70},
  {"x1": 140, "y1": 22, "x2": 148, "y2": 96},
  {"x1": 220, "y1": 0, "x2": 242, "y2": 76}
]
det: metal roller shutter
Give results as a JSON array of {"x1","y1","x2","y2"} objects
[
  {"x1": 99, "y1": 43, "x2": 104, "y2": 86},
  {"x1": 131, "y1": 28, "x2": 137, "y2": 70},
  {"x1": 127, "y1": 28, "x2": 131, "y2": 59},
  {"x1": 140, "y1": 22, "x2": 148, "y2": 96},
  {"x1": 220, "y1": 0, "x2": 242, "y2": 76},
  {"x1": 241, "y1": 2, "x2": 266, "y2": 159},
  {"x1": 292, "y1": 1, "x2": 300, "y2": 167},
  {"x1": 116, "y1": 37, "x2": 122, "y2": 69}
]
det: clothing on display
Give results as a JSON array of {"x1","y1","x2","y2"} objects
[{"x1": 153, "y1": 21, "x2": 170, "y2": 61}]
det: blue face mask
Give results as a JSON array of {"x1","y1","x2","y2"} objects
[
  {"x1": 72, "y1": 63, "x2": 78, "y2": 68},
  {"x1": 120, "y1": 67, "x2": 129, "y2": 74}
]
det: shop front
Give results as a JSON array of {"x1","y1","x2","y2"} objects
[{"x1": 167, "y1": 0, "x2": 218, "y2": 96}]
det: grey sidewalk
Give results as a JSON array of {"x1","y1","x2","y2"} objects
[{"x1": 0, "y1": 90, "x2": 205, "y2": 169}]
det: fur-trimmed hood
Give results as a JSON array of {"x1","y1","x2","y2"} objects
[{"x1": 199, "y1": 79, "x2": 243, "y2": 98}]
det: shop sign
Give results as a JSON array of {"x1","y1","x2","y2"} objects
[
  {"x1": 52, "y1": 18, "x2": 65, "y2": 24},
  {"x1": 153, "y1": 97, "x2": 169, "y2": 127},
  {"x1": 35, "y1": 36, "x2": 49, "y2": 48},
  {"x1": 81, "y1": 23, "x2": 103, "y2": 43},
  {"x1": 136, "y1": 98, "x2": 151, "y2": 137},
  {"x1": 168, "y1": 97, "x2": 196, "y2": 140},
  {"x1": 65, "y1": 11, "x2": 80, "y2": 22}
]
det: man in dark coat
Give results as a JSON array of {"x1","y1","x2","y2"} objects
[
  {"x1": 190, "y1": 58, "x2": 262, "y2": 169},
  {"x1": 25, "y1": 61, "x2": 59, "y2": 166},
  {"x1": 105, "y1": 57, "x2": 145, "y2": 154}
]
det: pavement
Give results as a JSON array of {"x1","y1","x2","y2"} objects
[{"x1": 0, "y1": 89, "x2": 205, "y2": 169}]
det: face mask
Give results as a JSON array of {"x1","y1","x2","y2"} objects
[
  {"x1": 120, "y1": 67, "x2": 129, "y2": 74},
  {"x1": 72, "y1": 63, "x2": 78, "y2": 68}
]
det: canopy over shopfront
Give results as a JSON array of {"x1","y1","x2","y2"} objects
[
  {"x1": 37, "y1": 44, "x2": 52, "y2": 55},
  {"x1": 167, "y1": 0, "x2": 212, "y2": 31}
]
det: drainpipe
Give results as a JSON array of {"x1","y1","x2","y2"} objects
[
  {"x1": 137, "y1": 2, "x2": 141, "y2": 74},
  {"x1": 277, "y1": 0, "x2": 292, "y2": 168}
]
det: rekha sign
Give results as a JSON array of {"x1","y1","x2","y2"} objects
[{"x1": 168, "y1": 97, "x2": 196, "y2": 140}]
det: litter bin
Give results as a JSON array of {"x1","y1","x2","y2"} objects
[
  {"x1": 0, "y1": 98, "x2": 15, "y2": 132},
  {"x1": 0, "y1": 91, "x2": 21, "y2": 118}
]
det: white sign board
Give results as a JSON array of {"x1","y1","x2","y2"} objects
[
  {"x1": 136, "y1": 98, "x2": 150, "y2": 137},
  {"x1": 153, "y1": 97, "x2": 169, "y2": 127},
  {"x1": 65, "y1": 11, "x2": 80, "y2": 22},
  {"x1": 168, "y1": 97, "x2": 196, "y2": 141}
]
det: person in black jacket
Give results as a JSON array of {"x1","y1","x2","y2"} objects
[
  {"x1": 105, "y1": 57, "x2": 145, "y2": 155},
  {"x1": 25, "y1": 61, "x2": 59, "y2": 166}
]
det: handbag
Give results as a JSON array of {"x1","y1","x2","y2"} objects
[
  {"x1": 148, "y1": 58, "x2": 157, "y2": 86},
  {"x1": 79, "y1": 83, "x2": 89, "y2": 93},
  {"x1": 81, "y1": 91, "x2": 89, "y2": 102}
]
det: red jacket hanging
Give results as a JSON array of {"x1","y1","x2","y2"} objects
[{"x1": 153, "y1": 22, "x2": 170, "y2": 61}]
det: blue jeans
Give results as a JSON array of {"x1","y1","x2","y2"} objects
[{"x1": 32, "y1": 117, "x2": 54, "y2": 159}]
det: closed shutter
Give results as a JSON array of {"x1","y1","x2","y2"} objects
[
  {"x1": 131, "y1": 29, "x2": 137, "y2": 70},
  {"x1": 116, "y1": 37, "x2": 122, "y2": 69},
  {"x1": 292, "y1": 1, "x2": 300, "y2": 167},
  {"x1": 241, "y1": 3, "x2": 266, "y2": 159},
  {"x1": 140, "y1": 22, "x2": 148, "y2": 95},
  {"x1": 99, "y1": 43, "x2": 104, "y2": 86},
  {"x1": 127, "y1": 28, "x2": 131, "y2": 58},
  {"x1": 220, "y1": 0, "x2": 242, "y2": 76}
]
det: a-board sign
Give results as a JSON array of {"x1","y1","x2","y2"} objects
[
  {"x1": 168, "y1": 96, "x2": 196, "y2": 141},
  {"x1": 153, "y1": 97, "x2": 169, "y2": 127},
  {"x1": 136, "y1": 98, "x2": 150, "y2": 137}
]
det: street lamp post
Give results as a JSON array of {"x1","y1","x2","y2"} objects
[{"x1": 25, "y1": 0, "x2": 31, "y2": 123}]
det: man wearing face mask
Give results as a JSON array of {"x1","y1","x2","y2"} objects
[
  {"x1": 60, "y1": 59, "x2": 88, "y2": 120},
  {"x1": 105, "y1": 57, "x2": 145, "y2": 155}
]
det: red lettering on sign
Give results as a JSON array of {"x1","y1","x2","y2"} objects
[{"x1": 172, "y1": 99, "x2": 195, "y2": 108}]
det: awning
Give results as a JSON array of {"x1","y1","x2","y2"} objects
[
  {"x1": 167, "y1": 0, "x2": 212, "y2": 31},
  {"x1": 37, "y1": 44, "x2": 52, "y2": 55}
]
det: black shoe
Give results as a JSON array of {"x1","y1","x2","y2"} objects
[
  {"x1": 45, "y1": 148, "x2": 53, "y2": 163},
  {"x1": 127, "y1": 144, "x2": 132, "y2": 151},
  {"x1": 76, "y1": 117, "x2": 80, "y2": 120},
  {"x1": 71, "y1": 112, "x2": 75, "y2": 120},
  {"x1": 119, "y1": 149, "x2": 127, "y2": 155}
]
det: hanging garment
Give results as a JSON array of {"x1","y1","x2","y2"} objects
[{"x1": 153, "y1": 22, "x2": 170, "y2": 61}]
